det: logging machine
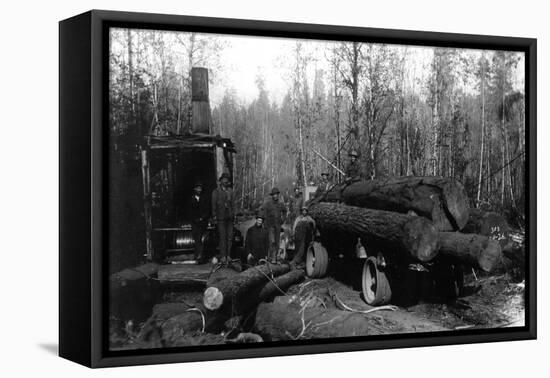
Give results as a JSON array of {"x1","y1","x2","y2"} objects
[{"x1": 140, "y1": 68, "x2": 242, "y2": 263}]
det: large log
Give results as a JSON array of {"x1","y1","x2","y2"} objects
[
  {"x1": 217, "y1": 269, "x2": 306, "y2": 332},
  {"x1": 141, "y1": 267, "x2": 305, "y2": 338},
  {"x1": 438, "y1": 232, "x2": 502, "y2": 272},
  {"x1": 339, "y1": 177, "x2": 470, "y2": 231},
  {"x1": 203, "y1": 263, "x2": 291, "y2": 312},
  {"x1": 109, "y1": 263, "x2": 159, "y2": 292},
  {"x1": 309, "y1": 202, "x2": 439, "y2": 262},
  {"x1": 253, "y1": 295, "x2": 447, "y2": 340},
  {"x1": 206, "y1": 267, "x2": 241, "y2": 287},
  {"x1": 157, "y1": 264, "x2": 214, "y2": 284},
  {"x1": 258, "y1": 269, "x2": 305, "y2": 300},
  {"x1": 462, "y1": 208, "x2": 511, "y2": 246}
]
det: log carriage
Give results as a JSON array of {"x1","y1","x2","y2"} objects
[{"x1": 300, "y1": 177, "x2": 503, "y2": 306}]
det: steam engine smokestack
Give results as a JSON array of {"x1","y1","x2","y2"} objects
[{"x1": 191, "y1": 67, "x2": 211, "y2": 134}]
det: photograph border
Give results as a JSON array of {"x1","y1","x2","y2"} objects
[{"x1": 59, "y1": 9, "x2": 536, "y2": 368}]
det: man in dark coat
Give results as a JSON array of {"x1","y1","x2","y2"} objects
[
  {"x1": 262, "y1": 187, "x2": 287, "y2": 263},
  {"x1": 345, "y1": 150, "x2": 362, "y2": 183},
  {"x1": 244, "y1": 211, "x2": 269, "y2": 265},
  {"x1": 187, "y1": 181, "x2": 209, "y2": 261},
  {"x1": 291, "y1": 206, "x2": 316, "y2": 267},
  {"x1": 211, "y1": 173, "x2": 236, "y2": 263}
]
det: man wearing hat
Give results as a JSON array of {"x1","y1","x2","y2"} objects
[
  {"x1": 314, "y1": 172, "x2": 332, "y2": 198},
  {"x1": 262, "y1": 187, "x2": 287, "y2": 263},
  {"x1": 244, "y1": 210, "x2": 269, "y2": 265},
  {"x1": 345, "y1": 150, "x2": 362, "y2": 183},
  {"x1": 291, "y1": 206, "x2": 316, "y2": 268},
  {"x1": 187, "y1": 181, "x2": 209, "y2": 262},
  {"x1": 211, "y1": 172, "x2": 236, "y2": 263}
]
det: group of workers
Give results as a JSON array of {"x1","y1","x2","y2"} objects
[
  {"x1": 243, "y1": 186, "x2": 316, "y2": 267},
  {"x1": 186, "y1": 149, "x2": 363, "y2": 267}
]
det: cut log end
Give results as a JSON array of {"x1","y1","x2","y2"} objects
[
  {"x1": 438, "y1": 232, "x2": 502, "y2": 273},
  {"x1": 478, "y1": 239, "x2": 502, "y2": 273},
  {"x1": 441, "y1": 181, "x2": 470, "y2": 230},
  {"x1": 203, "y1": 287, "x2": 223, "y2": 311},
  {"x1": 403, "y1": 217, "x2": 439, "y2": 262}
]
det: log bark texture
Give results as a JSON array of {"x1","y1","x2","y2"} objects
[
  {"x1": 258, "y1": 269, "x2": 305, "y2": 300},
  {"x1": 157, "y1": 264, "x2": 213, "y2": 283},
  {"x1": 438, "y1": 232, "x2": 502, "y2": 272},
  {"x1": 206, "y1": 267, "x2": 241, "y2": 287},
  {"x1": 309, "y1": 202, "x2": 439, "y2": 262},
  {"x1": 203, "y1": 263, "x2": 291, "y2": 312},
  {"x1": 339, "y1": 176, "x2": 470, "y2": 231}
]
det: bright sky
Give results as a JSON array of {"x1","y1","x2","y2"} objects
[
  {"x1": 206, "y1": 33, "x2": 524, "y2": 106},
  {"x1": 208, "y1": 34, "x2": 434, "y2": 106},
  {"x1": 110, "y1": 28, "x2": 525, "y2": 107},
  {"x1": 209, "y1": 34, "x2": 295, "y2": 106}
]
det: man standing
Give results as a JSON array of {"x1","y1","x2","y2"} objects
[
  {"x1": 314, "y1": 172, "x2": 332, "y2": 198},
  {"x1": 187, "y1": 181, "x2": 209, "y2": 262},
  {"x1": 291, "y1": 206, "x2": 316, "y2": 268},
  {"x1": 211, "y1": 173, "x2": 235, "y2": 263},
  {"x1": 345, "y1": 150, "x2": 362, "y2": 183},
  {"x1": 289, "y1": 186, "x2": 304, "y2": 222},
  {"x1": 262, "y1": 187, "x2": 287, "y2": 263},
  {"x1": 244, "y1": 211, "x2": 269, "y2": 265}
]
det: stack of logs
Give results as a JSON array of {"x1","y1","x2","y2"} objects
[{"x1": 309, "y1": 176, "x2": 511, "y2": 272}]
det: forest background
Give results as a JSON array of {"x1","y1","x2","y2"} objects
[{"x1": 108, "y1": 29, "x2": 526, "y2": 269}]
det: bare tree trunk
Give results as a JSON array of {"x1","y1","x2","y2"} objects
[
  {"x1": 350, "y1": 42, "x2": 360, "y2": 139},
  {"x1": 150, "y1": 82, "x2": 159, "y2": 134},
  {"x1": 176, "y1": 79, "x2": 182, "y2": 134},
  {"x1": 127, "y1": 29, "x2": 136, "y2": 129},
  {"x1": 476, "y1": 53, "x2": 486, "y2": 206},
  {"x1": 298, "y1": 117, "x2": 307, "y2": 185},
  {"x1": 501, "y1": 142, "x2": 506, "y2": 205},
  {"x1": 504, "y1": 120, "x2": 516, "y2": 208},
  {"x1": 333, "y1": 54, "x2": 342, "y2": 181}
]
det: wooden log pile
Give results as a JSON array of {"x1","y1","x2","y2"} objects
[
  {"x1": 135, "y1": 264, "x2": 306, "y2": 347},
  {"x1": 308, "y1": 202, "x2": 439, "y2": 262},
  {"x1": 309, "y1": 176, "x2": 516, "y2": 273},
  {"x1": 203, "y1": 263, "x2": 291, "y2": 312},
  {"x1": 340, "y1": 176, "x2": 471, "y2": 231}
]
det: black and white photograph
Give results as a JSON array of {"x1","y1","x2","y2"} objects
[{"x1": 107, "y1": 26, "x2": 528, "y2": 351}]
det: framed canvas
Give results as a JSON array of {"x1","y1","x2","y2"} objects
[{"x1": 59, "y1": 10, "x2": 536, "y2": 368}]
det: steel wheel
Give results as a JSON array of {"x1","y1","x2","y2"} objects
[
  {"x1": 362, "y1": 256, "x2": 392, "y2": 306},
  {"x1": 306, "y1": 242, "x2": 329, "y2": 278}
]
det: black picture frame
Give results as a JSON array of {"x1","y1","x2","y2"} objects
[{"x1": 59, "y1": 9, "x2": 537, "y2": 368}]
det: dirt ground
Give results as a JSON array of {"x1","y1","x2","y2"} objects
[
  {"x1": 109, "y1": 262, "x2": 525, "y2": 349},
  {"x1": 253, "y1": 271, "x2": 524, "y2": 341}
]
